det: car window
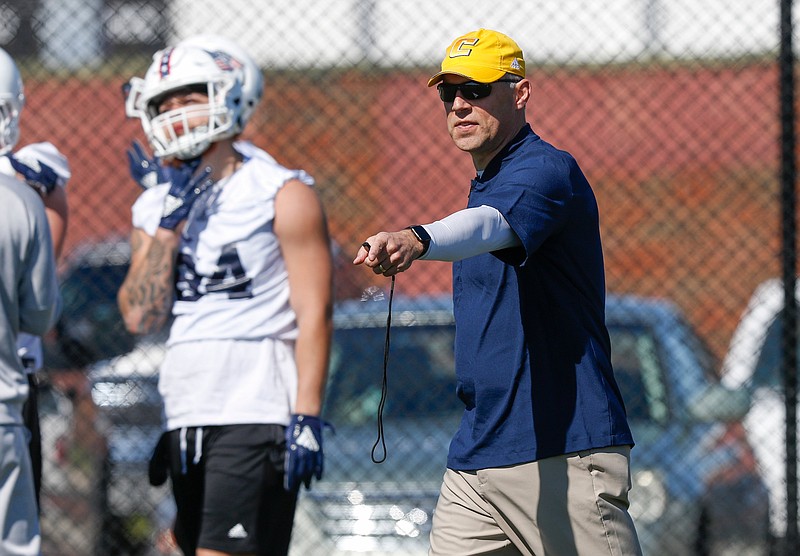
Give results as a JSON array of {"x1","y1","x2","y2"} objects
[
  {"x1": 324, "y1": 320, "x2": 674, "y2": 426},
  {"x1": 324, "y1": 324, "x2": 459, "y2": 425},
  {"x1": 609, "y1": 324, "x2": 670, "y2": 425}
]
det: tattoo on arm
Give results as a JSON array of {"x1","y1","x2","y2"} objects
[{"x1": 123, "y1": 236, "x2": 178, "y2": 335}]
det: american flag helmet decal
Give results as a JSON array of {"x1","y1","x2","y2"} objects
[{"x1": 159, "y1": 47, "x2": 175, "y2": 79}]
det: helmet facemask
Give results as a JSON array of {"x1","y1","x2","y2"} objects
[
  {"x1": 0, "y1": 98, "x2": 21, "y2": 156},
  {"x1": 0, "y1": 48, "x2": 24, "y2": 156},
  {"x1": 146, "y1": 79, "x2": 237, "y2": 160}
]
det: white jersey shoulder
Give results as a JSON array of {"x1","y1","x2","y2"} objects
[{"x1": 0, "y1": 142, "x2": 71, "y2": 189}]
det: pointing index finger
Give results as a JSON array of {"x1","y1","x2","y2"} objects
[{"x1": 354, "y1": 241, "x2": 372, "y2": 265}]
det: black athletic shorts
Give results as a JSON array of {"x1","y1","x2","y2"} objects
[{"x1": 164, "y1": 424, "x2": 298, "y2": 555}]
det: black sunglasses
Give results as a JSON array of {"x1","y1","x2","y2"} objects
[{"x1": 437, "y1": 79, "x2": 520, "y2": 102}]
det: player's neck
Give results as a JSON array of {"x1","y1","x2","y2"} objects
[{"x1": 200, "y1": 140, "x2": 242, "y2": 181}]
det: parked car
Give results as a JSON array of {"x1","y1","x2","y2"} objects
[
  {"x1": 290, "y1": 293, "x2": 770, "y2": 556},
  {"x1": 720, "y1": 277, "x2": 798, "y2": 545},
  {"x1": 608, "y1": 295, "x2": 769, "y2": 555}
]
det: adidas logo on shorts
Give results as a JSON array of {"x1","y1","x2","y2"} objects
[{"x1": 227, "y1": 523, "x2": 248, "y2": 539}]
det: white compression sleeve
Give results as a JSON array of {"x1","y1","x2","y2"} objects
[{"x1": 421, "y1": 205, "x2": 520, "y2": 261}]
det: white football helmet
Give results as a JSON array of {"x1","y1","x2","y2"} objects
[
  {"x1": 0, "y1": 47, "x2": 24, "y2": 156},
  {"x1": 177, "y1": 35, "x2": 264, "y2": 131},
  {"x1": 126, "y1": 43, "x2": 252, "y2": 160}
]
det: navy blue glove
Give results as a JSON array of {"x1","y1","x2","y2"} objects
[
  {"x1": 158, "y1": 161, "x2": 213, "y2": 230},
  {"x1": 127, "y1": 140, "x2": 171, "y2": 190},
  {"x1": 8, "y1": 154, "x2": 60, "y2": 196},
  {"x1": 284, "y1": 414, "x2": 333, "y2": 491}
]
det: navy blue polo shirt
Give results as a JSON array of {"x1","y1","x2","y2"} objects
[{"x1": 448, "y1": 124, "x2": 634, "y2": 470}]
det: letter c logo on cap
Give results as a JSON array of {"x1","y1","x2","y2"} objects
[{"x1": 450, "y1": 38, "x2": 478, "y2": 58}]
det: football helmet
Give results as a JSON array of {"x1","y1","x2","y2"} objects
[
  {"x1": 126, "y1": 43, "x2": 251, "y2": 160},
  {"x1": 0, "y1": 47, "x2": 24, "y2": 156}
]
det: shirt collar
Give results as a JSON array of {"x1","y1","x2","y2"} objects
[{"x1": 472, "y1": 123, "x2": 537, "y2": 185}]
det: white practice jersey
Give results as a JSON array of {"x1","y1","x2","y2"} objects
[{"x1": 131, "y1": 141, "x2": 312, "y2": 428}]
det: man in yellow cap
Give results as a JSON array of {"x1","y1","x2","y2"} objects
[{"x1": 355, "y1": 28, "x2": 642, "y2": 555}]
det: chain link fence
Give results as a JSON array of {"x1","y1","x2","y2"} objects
[{"x1": 4, "y1": 0, "x2": 796, "y2": 554}]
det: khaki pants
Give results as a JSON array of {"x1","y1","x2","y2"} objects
[{"x1": 429, "y1": 446, "x2": 642, "y2": 556}]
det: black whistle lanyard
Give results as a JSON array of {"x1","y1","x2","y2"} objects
[{"x1": 371, "y1": 274, "x2": 395, "y2": 464}]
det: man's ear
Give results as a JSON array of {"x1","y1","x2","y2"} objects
[{"x1": 515, "y1": 79, "x2": 532, "y2": 109}]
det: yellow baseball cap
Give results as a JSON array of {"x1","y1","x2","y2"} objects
[{"x1": 427, "y1": 28, "x2": 525, "y2": 87}]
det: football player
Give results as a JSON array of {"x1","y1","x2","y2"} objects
[
  {"x1": 119, "y1": 36, "x2": 333, "y2": 556},
  {"x1": 0, "y1": 46, "x2": 60, "y2": 556}
]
